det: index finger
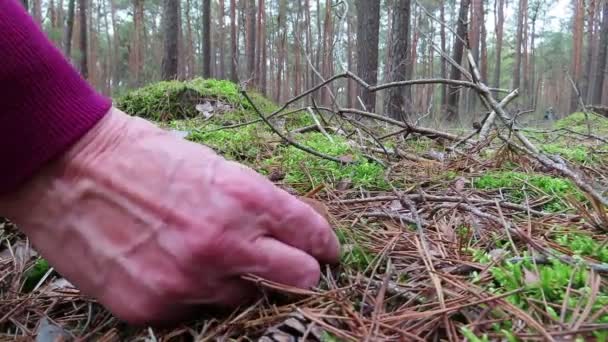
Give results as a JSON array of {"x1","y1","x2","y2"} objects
[{"x1": 212, "y1": 160, "x2": 341, "y2": 265}]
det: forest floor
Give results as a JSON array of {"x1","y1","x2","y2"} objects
[{"x1": 1, "y1": 79, "x2": 608, "y2": 341}]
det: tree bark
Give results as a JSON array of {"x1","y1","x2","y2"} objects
[
  {"x1": 321, "y1": 0, "x2": 334, "y2": 105},
  {"x1": 202, "y1": 0, "x2": 211, "y2": 78},
  {"x1": 440, "y1": 0, "x2": 447, "y2": 108},
  {"x1": 79, "y1": 0, "x2": 88, "y2": 79},
  {"x1": 592, "y1": 0, "x2": 608, "y2": 104},
  {"x1": 246, "y1": 0, "x2": 256, "y2": 82},
  {"x1": 386, "y1": 0, "x2": 411, "y2": 120},
  {"x1": 161, "y1": 0, "x2": 179, "y2": 80},
  {"x1": 493, "y1": 0, "x2": 504, "y2": 88},
  {"x1": 513, "y1": 0, "x2": 526, "y2": 90},
  {"x1": 219, "y1": 0, "x2": 226, "y2": 79},
  {"x1": 356, "y1": 0, "x2": 381, "y2": 112},
  {"x1": 583, "y1": 0, "x2": 597, "y2": 101},
  {"x1": 65, "y1": 0, "x2": 76, "y2": 57},
  {"x1": 571, "y1": 0, "x2": 585, "y2": 112},
  {"x1": 230, "y1": 0, "x2": 238, "y2": 82},
  {"x1": 446, "y1": 0, "x2": 470, "y2": 122}
]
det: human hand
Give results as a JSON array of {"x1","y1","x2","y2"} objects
[{"x1": 0, "y1": 107, "x2": 340, "y2": 326}]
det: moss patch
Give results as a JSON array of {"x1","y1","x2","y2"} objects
[
  {"x1": 263, "y1": 132, "x2": 388, "y2": 189},
  {"x1": 473, "y1": 171, "x2": 587, "y2": 212},
  {"x1": 116, "y1": 78, "x2": 276, "y2": 121},
  {"x1": 555, "y1": 111, "x2": 608, "y2": 134}
]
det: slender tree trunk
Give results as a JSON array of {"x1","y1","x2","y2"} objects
[
  {"x1": 33, "y1": 0, "x2": 42, "y2": 24},
  {"x1": 131, "y1": 0, "x2": 145, "y2": 87},
  {"x1": 583, "y1": 0, "x2": 597, "y2": 101},
  {"x1": 446, "y1": 0, "x2": 470, "y2": 122},
  {"x1": 493, "y1": 0, "x2": 504, "y2": 88},
  {"x1": 356, "y1": 0, "x2": 381, "y2": 112},
  {"x1": 202, "y1": 0, "x2": 211, "y2": 78},
  {"x1": 260, "y1": 1, "x2": 267, "y2": 94},
  {"x1": 246, "y1": 0, "x2": 256, "y2": 82},
  {"x1": 513, "y1": 0, "x2": 526, "y2": 90},
  {"x1": 79, "y1": 0, "x2": 88, "y2": 78},
  {"x1": 255, "y1": 0, "x2": 264, "y2": 88},
  {"x1": 230, "y1": 0, "x2": 238, "y2": 82},
  {"x1": 347, "y1": 10, "x2": 356, "y2": 108},
  {"x1": 571, "y1": 0, "x2": 585, "y2": 112},
  {"x1": 305, "y1": 0, "x2": 313, "y2": 91},
  {"x1": 65, "y1": 0, "x2": 76, "y2": 57},
  {"x1": 386, "y1": 0, "x2": 411, "y2": 120},
  {"x1": 109, "y1": 0, "x2": 119, "y2": 90},
  {"x1": 440, "y1": 0, "x2": 447, "y2": 108},
  {"x1": 480, "y1": 0, "x2": 488, "y2": 83},
  {"x1": 162, "y1": 0, "x2": 179, "y2": 80},
  {"x1": 219, "y1": 0, "x2": 226, "y2": 79},
  {"x1": 593, "y1": 0, "x2": 608, "y2": 104},
  {"x1": 276, "y1": 0, "x2": 286, "y2": 102},
  {"x1": 21, "y1": 0, "x2": 29, "y2": 11},
  {"x1": 321, "y1": 0, "x2": 334, "y2": 105}
]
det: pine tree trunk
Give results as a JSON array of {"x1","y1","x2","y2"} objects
[
  {"x1": 571, "y1": 0, "x2": 585, "y2": 112},
  {"x1": 79, "y1": 0, "x2": 88, "y2": 78},
  {"x1": 65, "y1": 0, "x2": 76, "y2": 57},
  {"x1": 219, "y1": 0, "x2": 226, "y2": 79},
  {"x1": 583, "y1": 0, "x2": 597, "y2": 101},
  {"x1": 513, "y1": 0, "x2": 526, "y2": 91},
  {"x1": 230, "y1": 0, "x2": 238, "y2": 82},
  {"x1": 440, "y1": 0, "x2": 447, "y2": 108},
  {"x1": 321, "y1": 0, "x2": 334, "y2": 105},
  {"x1": 161, "y1": 0, "x2": 179, "y2": 80},
  {"x1": 33, "y1": 0, "x2": 42, "y2": 24},
  {"x1": 347, "y1": 10, "x2": 356, "y2": 108},
  {"x1": 386, "y1": 0, "x2": 411, "y2": 120},
  {"x1": 593, "y1": 0, "x2": 608, "y2": 104},
  {"x1": 493, "y1": 0, "x2": 504, "y2": 88},
  {"x1": 246, "y1": 0, "x2": 256, "y2": 82},
  {"x1": 202, "y1": 0, "x2": 211, "y2": 78},
  {"x1": 446, "y1": 0, "x2": 470, "y2": 122},
  {"x1": 356, "y1": 0, "x2": 381, "y2": 112}
]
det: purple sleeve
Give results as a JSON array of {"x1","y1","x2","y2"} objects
[{"x1": 0, "y1": 0, "x2": 112, "y2": 194}]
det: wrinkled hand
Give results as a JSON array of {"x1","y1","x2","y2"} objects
[{"x1": 0, "y1": 107, "x2": 340, "y2": 325}]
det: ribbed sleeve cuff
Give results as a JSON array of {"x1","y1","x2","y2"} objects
[{"x1": 0, "y1": 1, "x2": 112, "y2": 194}]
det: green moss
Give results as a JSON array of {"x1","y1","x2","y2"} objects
[
  {"x1": 555, "y1": 111, "x2": 608, "y2": 134},
  {"x1": 540, "y1": 143, "x2": 591, "y2": 163},
  {"x1": 22, "y1": 258, "x2": 50, "y2": 292},
  {"x1": 554, "y1": 232, "x2": 608, "y2": 263},
  {"x1": 263, "y1": 132, "x2": 388, "y2": 189},
  {"x1": 473, "y1": 171, "x2": 586, "y2": 212},
  {"x1": 471, "y1": 249, "x2": 608, "y2": 325},
  {"x1": 116, "y1": 78, "x2": 276, "y2": 121},
  {"x1": 335, "y1": 227, "x2": 374, "y2": 271},
  {"x1": 185, "y1": 124, "x2": 272, "y2": 164}
]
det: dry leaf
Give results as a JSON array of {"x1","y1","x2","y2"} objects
[
  {"x1": 389, "y1": 200, "x2": 403, "y2": 211},
  {"x1": 524, "y1": 269, "x2": 540, "y2": 285},
  {"x1": 35, "y1": 318, "x2": 71, "y2": 342},
  {"x1": 339, "y1": 154, "x2": 356, "y2": 163},
  {"x1": 336, "y1": 179, "x2": 353, "y2": 191},
  {"x1": 454, "y1": 177, "x2": 467, "y2": 192}
]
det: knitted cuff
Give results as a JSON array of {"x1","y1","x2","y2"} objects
[{"x1": 0, "y1": 1, "x2": 112, "y2": 194}]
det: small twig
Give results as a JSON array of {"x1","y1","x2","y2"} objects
[{"x1": 240, "y1": 90, "x2": 350, "y2": 165}]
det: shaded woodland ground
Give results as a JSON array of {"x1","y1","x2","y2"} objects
[{"x1": 3, "y1": 0, "x2": 608, "y2": 340}]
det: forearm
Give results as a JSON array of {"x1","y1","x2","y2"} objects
[{"x1": 0, "y1": 1, "x2": 112, "y2": 194}]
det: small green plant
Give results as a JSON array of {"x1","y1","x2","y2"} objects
[
  {"x1": 555, "y1": 232, "x2": 608, "y2": 263},
  {"x1": 22, "y1": 258, "x2": 50, "y2": 292},
  {"x1": 471, "y1": 248, "x2": 608, "y2": 325},
  {"x1": 540, "y1": 143, "x2": 590, "y2": 163},
  {"x1": 473, "y1": 171, "x2": 586, "y2": 212},
  {"x1": 335, "y1": 228, "x2": 374, "y2": 271},
  {"x1": 186, "y1": 124, "x2": 271, "y2": 163},
  {"x1": 264, "y1": 132, "x2": 388, "y2": 189}
]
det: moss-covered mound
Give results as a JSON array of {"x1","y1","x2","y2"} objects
[
  {"x1": 555, "y1": 111, "x2": 608, "y2": 134},
  {"x1": 115, "y1": 78, "x2": 276, "y2": 121}
]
